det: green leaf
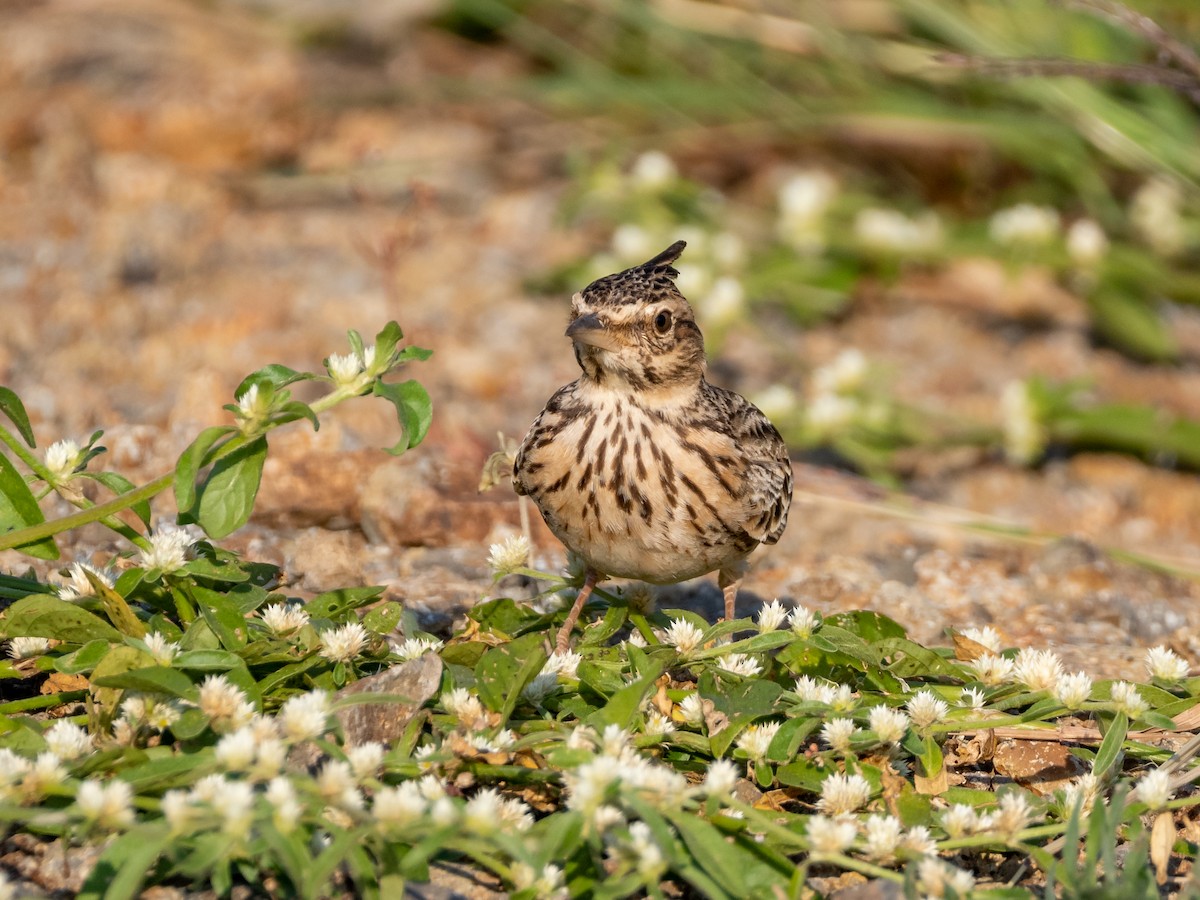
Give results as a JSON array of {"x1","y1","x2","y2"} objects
[
  {"x1": 306, "y1": 586, "x2": 385, "y2": 618},
  {"x1": 171, "y1": 649, "x2": 244, "y2": 671},
  {"x1": 1093, "y1": 711, "x2": 1128, "y2": 778},
  {"x1": 173, "y1": 425, "x2": 235, "y2": 513},
  {"x1": 877, "y1": 638, "x2": 962, "y2": 678},
  {"x1": 85, "y1": 471, "x2": 153, "y2": 527},
  {"x1": 363, "y1": 602, "x2": 403, "y2": 634},
  {"x1": 234, "y1": 364, "x2": 315, "y2": 397},
  {"x1": 586, "y1": 661, "x2": 664, "y2": 730},
  {"x1": 55, "y1": 639, "x2": 111, "y2": 675},
  {"x1": 1087, "y1": 288, "x2": 1177, "y2": 363},
  {"x1": 275, "y1": 400, "x2": 320, "y2": 431},
  {"x1": 86, "y1": 569, "x2": 146, "y2": 638},
  {"x1": 468, "y1": 597, "x2": 552, "y2": 637},
  {"x1": 0, "y1": 386, "x2": 35, "y2": 446},
  {"x1": 76, "y1": 823, "x2": 172, "y2": 900},
  {"x1": 475, "y1": 632, "x2": 548, "y2": 722},
  {"x1": 373, "y1": 379, "x2": 432, "y2": 454},
  {"x1": 0, "y1": 452, "x2": 58, "y2": 559},
  {"x1": 667, "y1": 810, "x2": 747, "y2": 896},
  {"x1": 189, "y1": 585, "x2": 251, "y2": 650},
  {"x1": 92, "y1": 665, "x2": 197, "y2": 700},
  {"x1": 2, "y1": 595, "x2": 121, "y2": 643},
  {"x1": 191, "y1": 435, "x2": 268, "y2": 539}
]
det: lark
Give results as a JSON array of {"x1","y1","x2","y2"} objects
[{"x1": 514, "y1": 241, "x2": 793, "y2": 651}]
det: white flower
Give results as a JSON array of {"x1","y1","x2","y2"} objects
[
  {"x1": 821, "y1": 718, "x2": 857, "y2": 755},
  {"x1": 644, "y1": 711, "x2": 675, "y2": 738},
  {"x1": 441, "y1": 688, "x2": 488, "y2": 729},
  {"x1": 346, "y1": 742, "x2": 386, "y2": 781},
  {"x1": 217, "y1": 779, "x2": 257, "y2": 837},
  {"x1": 756, "y1": 600, "x2": 789, "y2": 633},
  {"x1": 1133, "y1": 768, "x2": 1172, "y2": 810},
  {"x1": 161, "y1": 789, "x2": 193, "y2": 834},
  {"x1": 625, "y1": 629, "x2": 648, "y2": 648},
  {"x1": 543, "y1": 650, "x2": 582, "y2": 679},
  {"x1": 260, "y1": 602, "x2": 310, "y2": 636},
  {"x1": 197, "y1": 675, "x2": 254, "y2": 733},
  {"x1": 735, "y1": 721, "x2": 781, "y2": 761},
  {"x1": 373, "y1": 782, "x2": 426, "y2": 829},
  {"x1": 612, "y1": 224, "x2": 655, "y2": 262},
  {"x1": 7, "y1": 637, "x2": 50, "y2": 659},
  {"x1": 464, "y1": 788, "x2": 504, "y2": 834},
  {"x1": 989, "y1": 203, "x2": 1060, "y2": 246},
  {"x1": 868, "y1": 706, "x2": 910, "y2": 744},
  {"x1": 1001, "y1": 380, "x2": 1045, "y2": 466},
  {"x1": 812, "y1": 349, "x2": 869, "y2": 398},
  {"x1": 970, "y1": 652, "x2": 1014, "y2": 686},
  {"x1": 359, "y1": 345, "x2": 376, "y2": 373},
  {"x1": 140, "y1": 524, "x2": 194, "y2": 573},
  {"x1": 1110, "y1": 681, "x2": 1149, "y2": 719},
  {"x1": 214, "y1": 728, "x2": 257, "y2": 771},
  {"x1": 234, "y1": 383, "x2": 266, "y2": 427},
  {"x1": 326, "y1": 351, "x2": 364, "y2": 387},
  {"x1": 861, "y1": 814, "x2": 903, "y2": 861},
  {"x1": 916, "y1": 858, "x2": 975, "y2": 898},
  {"x1": 700, "y1": 277, "x2": 745, "y2": 327},
  {"x1": 854, "y1": 208, "x2": 942, "y2": 254},
  {"x1": 1131, "y1": 177, "x2": 1184, "y2": 256},
  {"x1": 43, "y1": 721, "x2": 92, "y2": 760},
  {"x1": 512, "y1": 863, "x2": 566, "y2": 899},
  {"x1": 601, "y1": 724, "x2": 630, "y2": 756},
  {"x1": 629, "y1": 151, "x2": 677, "y2": 190},
  {"x1": 703, "y1": 759, "x2": 739, "y2": 796},
  {"x1": 522, "y1": 672, "x2": 559, "y2": 703},
  {"x1": 1061, "y1": 773, "x2": 1101, "y2": 816},
  {"x1": 752, "y1": 384, "x2": 797, "y2": 422},
  {"x1": 44, "y1": 439, "x2": 81, "y2": 481},
  {"x1": 805, "y1": 393, "x2": 858, "y2": 436},
  {"x1": 143, "y1": 632, "x2": 179, "y2": 666},
  {"x1": 961, "y1": 625, "x2": 1003, "y2": 652},
  {"x1": 279, "y1": 690, "x2": 331, "y2": 742},
  {"x1": 712, "y1": 231, "x2": 745, "y2": 270},
  {"x1": 777, "y1": 170, "x2": 838, "y2": 253},
  {"x1": 623, "y1": 820, "x2": 666, "y2": 875},
  {"x1": 56, "y1": 561, "x2": 115, "y2": 601},
  {"x1": 959, "y1": 687, "x2": 986, "y2": 711},
  {"x1": 252, "y1": 738, "x2": 287, "y2": 780},
  {"x1": 317, "y1": 759, "x2": 364, "y2": 811},
  {"x1": 319, "y1": 621, "x2": 370, "y2": 663},
  {"x1": 903, "y1": 825, "x2": 937, "y2": 856},
  {"x1": 1052, "y1": 671, "x2": 1094, "y2": 709},
  {"x1": 679, "y1": 693, "x2": 706, "y2": 727},
  {"x1": 807, "y1": 814, "x2": 857, "y2": 854},
  {"x1": 487, "y1": 534, "x2": 531, "y2": 577},
  {"x1": 994, "y1": 791, "x2": 1037, "y2": 835},
  {"x1": 395, "y1": 636, "x2": 443, "y2": 661},
  {"x1": 75, "y1": 778, "x2": 134, "y2": 829},
  {"x1": 940, "y1": 803, "x2": 982, "y2": 838},
  {"x1": 789, "y1": 605, "x2": 820, "y2": 637},
  {"x1": 906, "y1": 690, "x2": 949, "y2": 728},
  {"x1": 717, "y1": 653, "x2": 762, "y2": 678},
  {"x1": 1012, "y1": 647, "x2": 1064, "y2": 692},
  {"x1": 817, "y1": 772, "x2": 872, "y2": 816},
  {"x1": 794, "y1": 675, "x2": 837, "y2": 705},
  {"x1": 674, "y1": 263, "x2": 711, "y2": 298},
  {"x1": 660, "y1": 618, "x2": 706, "y2": 657},
  {"x1": 266, "y1": 776, "x2": 302, "y2": 833},
  {"x1": 1066, "y1": 218, "x2": 1108, "y2": 266},
  {"x1": 23, "y1": 752, "x2": 67, "y2": 796},
  {"x1": 1145, "y1": 645, "x2": 1190, "y2": 682}
]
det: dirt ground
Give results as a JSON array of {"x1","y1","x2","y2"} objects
[{"x1": 4, "y1": 0, "x2": 1200, "y2": 688}]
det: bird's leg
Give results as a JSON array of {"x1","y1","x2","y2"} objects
[
  {"x1": 718, "y1": 564, "x2": 746, "y2": 623},
  {"x1": 557, "y1": 569, "x2": 601, "y2": 652}
]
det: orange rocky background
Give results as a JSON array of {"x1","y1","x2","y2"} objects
[{"x1": 3, "y1": 0, "x2": 1200, "y2": 681}]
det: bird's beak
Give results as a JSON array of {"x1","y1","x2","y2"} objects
[{"x1": 566, "y1": 313, "x2": 621, "y2": 352}]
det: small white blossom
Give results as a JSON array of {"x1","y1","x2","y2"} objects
[
  {"x1": 812, "y1": 349, "x2": 869, "y2": 398},
  {"x1": 1110, "y1": 681, "x2": 1149, "y2": 719},
  {"x1": 612, "y1": 223, "x2": 655, "y2": 262},
  {"x1": 600, "y1": 724, "x2": 630, "y2": 756},
  {"x1": 854, "y1": 208, "x2": 942, "y2": 254},
  {"x1": 861, "y1": 814, "x2": 903, "y2": 861},
  {"x1": 197, "y1": 675, "x2": 255, "y2": 733},
  {"x1": 794, "y1": 675, "x2": 837, "y2": 705},
  {"x1": 317, "y1": 759, "x2": 364, "y2": 811},
  {"x1": 805, "y1": 393, "x2": 858, "y2": 436},
  {"x1": 629, "y1": 151, "x2": 677, "y2": 190},
  {"x1": 441, "y1": 688, "x2": 488, "y2": 729},
  {"x1": 143, "y1": 632, "x2": 179, "y2": 666},
  {"x1": 994, "y1": 791, "x2": 1037, "y2": 835},
  {"x1": 821, "y1": 718, "x2": 857, "y2": 755},
  {"x1": 75, "y1": 778, "x2": 134, "y2": 829},
  {"x1": 970, "y1": 652, "x2": 1014, "y2": 686},
  {"x1": 660, "y1": 618, "x2": 706, "y2": 656},
  {"x1": 326, "y1": 351, "x2": 364, "y2": 387},
  {"x1": 940, "y1": 803, "x2": 982, "y2": 839},
  {"x1": 807, "y1": 814, "x2": 857, "y2": 853},
  {"x1": 395, "y1": 636, "x2": 443, "y2": 661},
  {"x1": 961, "y1": 626, "x2": 1003, "y2": 652},
  {"x1": 679, "y1": 693, "x2": 706, "y2": 727},
  {"x1": 624, "y1": 629, "x2": 648, "y2": 648},
  {"x1": 1133, "y1": 768, "x2": 1172, "y2": 810},
  {"x1": 1131, "y1": 177, "x2": 1184, "y2": 256},
  {"x1": 736, "y1": 721, "x2": 782, "y2": 761},
  {"x1": 56, "y1": 561, "x2": 115, "y2": 602},
  {"x1": 260, "y1": 602, "x2": 310, "y2": 636},
  {"x1": 252, "y1": 738, "x2": 287, "y2": 780},
  {"x1": 1066, "y1": 218, "x2": 1108, "y2": 267},
  {"x1": 711, "y1": 231, "x2": 745, "y2": 270},
  {"x1": 959, "y1": 687, "x2": 986, "y2": 711},
  {"x1": 43, "y1": 721, "x2": 92, "y2": 760},
  {"x1": 756, "y1": 600, "x2": 789, "y2": 633},
  {"x1": 623, "y1": 820, "x2": 666, "y2": 875},
  {"x1": 868, "y1": 705, "x2": 910, "y2": 744},
  {"x1": 903, "y1": 825, "x2": 937, "y2": 856},
  {"x1": 777, "y1": 170, "x2": 838, "y2": 253},
  {"x1": 522, "y1": 672, "x2": 559, "y2": 703},
  {"x1": 373, "y1": 782, "x2": 426, "y2": 829},
  {"x1": 916, "y1": 858, "x2": 975, "y2": 898},
  {"x1": 234, "y1": 384, "x2": 266, "y2": 427},
  {"x1": 1061, "y1": 773, "x2": 1101, "y2": 816},
  {"x1": 1052, "y1": 671, "x2": 1094, "y2": 709},
  {"x1": 217, "y1": 779, "x2": 257, "y2": 838},
  {"x1": 818, "y1": 772, "x2": 872, "y2": 816},
  {"x1": 829, "y1": 684, "x2": 857, "y2": 713},
  {"x1": 643, "y1": 711, "x2": 675, "y2": 738},
  {"x1": 1145, "y1": 645, "x2": 1190, "y2": 682},
  {"x1": 907, "y1": 690, "x2": 949, "y2": 728},
  {"x1": 512, "y1": 863, "x2": 566, "y2": 899},
  {"x1": 1001, "y1": 380, "x2": 1045, "y2": 466},
  {"x1": 752, "y1": 384, "x2": 797, "y2": 422},
  {"x1": 23, "y1": 752, "x2": 67, "y2": 796},
  {"x1": 279, "y1": 690, "x2": 331, "y2": 742},
  {"x1": 319, "y1": 621, "x2": 370, "y2": 663},
  {"x1": 703, "y1": 759, "x2": 739, "y2": 796},
  {"x1": 161, "y1": 789, "x2": 193, "y2": 834},
  {"x1": 717, "y1": 653, "x2": 762, "y2": 678},
  {"x1": 1013, "y1": 647, "x2": 1064, "y2": 692},
  {"x1": 487, "y1": 534, "x2": 532, "y2": 577},
  {"x1": 700, "y1": 277, "x2": 745, "y2": 327},
  {"x1": 346, "y1": 743, "x2": 386, "y2": 781},
  {"x1": 44, "y1": 439, "x2": 81, "y2": 481},
  {"x1": 543, "y1": 650, "x2": 582, "y2": 679},
  {"x1": 7, "y1": 637, "x2": 50, "y2": 659},
  {"x1": 789, "y1": 605, "x2": 820, "y2": 637},
  {"x1": 140, "y1": 524, "x2": 194, "y2": 573},
  {"x1": 266, "y1": 776, "x2": 301, "y2": 833},
  {"x1": 214, "y1": 727, "x2": 257, "y2": 771},
  {"x1": 989, "y1": 203, "x2": 1060, "y2": 246}
]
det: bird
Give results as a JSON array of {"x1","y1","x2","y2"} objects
[{"x1": 513, "y1": 240, "x2": 793, "y2": 651}]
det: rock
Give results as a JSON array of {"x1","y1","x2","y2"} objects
[{"x1": 333, "y1": 652, "x2": 442, "y2": 746}]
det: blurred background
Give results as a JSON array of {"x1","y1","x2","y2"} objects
[{"x1": 3, "y1": 0, "x2": 1200, "y2": 676}]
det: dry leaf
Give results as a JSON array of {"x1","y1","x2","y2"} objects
[
  {"x1": 41, "y1": 672, "x2": 89, "y2": 694},
  {"x1": 1151, "y1": 811, "x2": 1177, "y2": 886},
  {"x1": 914, "y1": 767, "x2": 949, "y2": 795},
  {"x1": 993, "y1": 739, "x2": 1088, "y2": 795},
  {"x1": 952, "y1": 632, "x2": 993, "y2": 662}
]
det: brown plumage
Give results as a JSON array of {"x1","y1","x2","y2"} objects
[{"x1": 514, "y1": 241, "x2": 792, "y2": 650}]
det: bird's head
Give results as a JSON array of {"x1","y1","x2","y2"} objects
[{"x1": 567, "y1": 241, "x2": 706, "y2": 393}]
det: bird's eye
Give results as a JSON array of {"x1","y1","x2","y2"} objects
[{"x1": 653, "y1": 310, "x2": 672, "y2": 334}]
